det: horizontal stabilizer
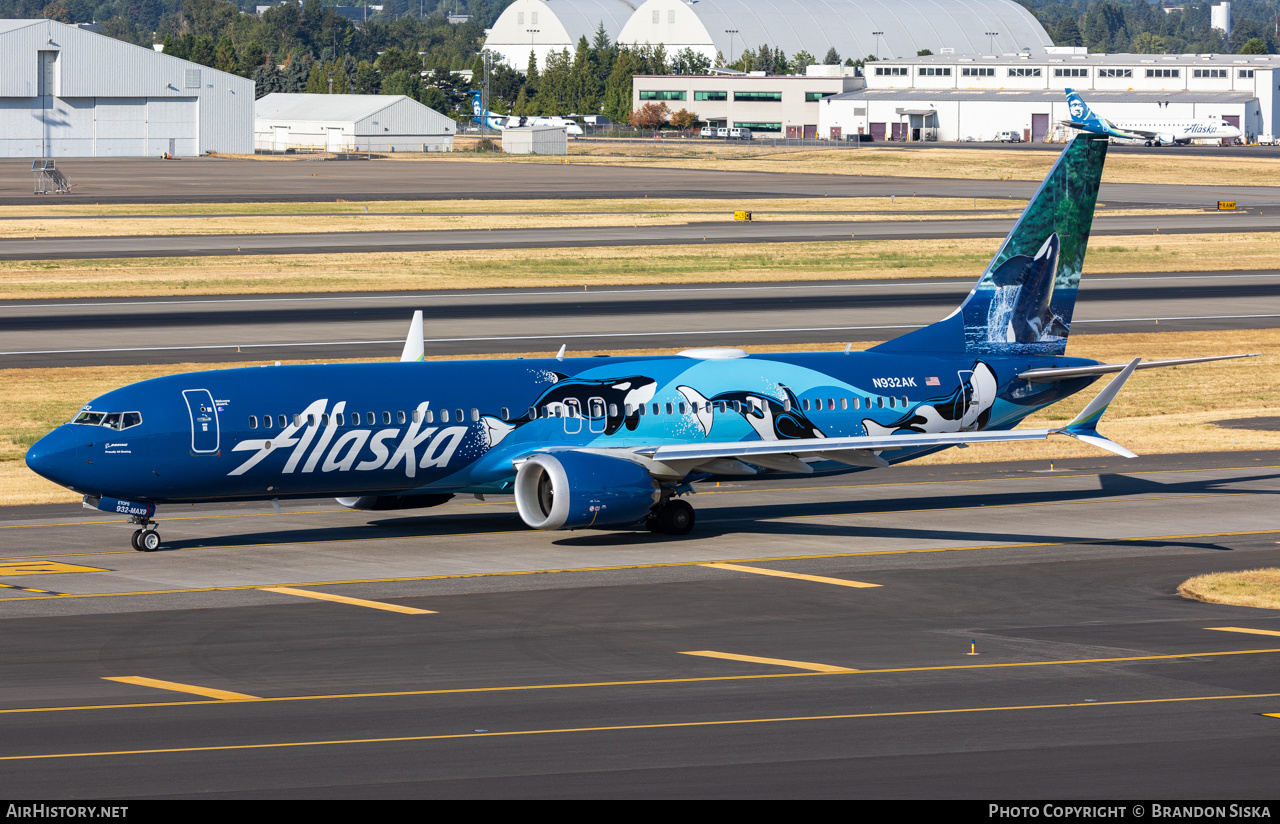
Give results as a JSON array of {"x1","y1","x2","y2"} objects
[{"x1": 1019, "y1": 353, "x2": 1257, "y2": 383}]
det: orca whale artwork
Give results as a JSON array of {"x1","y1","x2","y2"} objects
[{"x1": 25, "y1": 135, "x2": 1255, "y2": 550}]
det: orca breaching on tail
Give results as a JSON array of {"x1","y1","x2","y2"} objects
[{"x1": 25, "y1": 135, "x2": 1258, "y2": 548}]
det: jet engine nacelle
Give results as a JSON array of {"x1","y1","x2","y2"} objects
[
  {"x1": 514, "y1": 451, "x2": 660, "y2": 530},
  {"x1": 335, "y1": 493, "x2": 455, "y2": 511}
]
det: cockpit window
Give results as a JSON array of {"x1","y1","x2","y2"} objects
[{"x1": 73, "y1": 411, "x2": 142, "y2": 429}]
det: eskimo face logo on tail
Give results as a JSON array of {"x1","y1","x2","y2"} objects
[
  {"x1": 1068, "y1": 97, "x2": 1085, "y2": 121},
  {"x1": 677, "y1": 386, "x2": 825, "y2": 440},
  {"x1": 862, "y1": 362, "x2": 997, "y2": 437}
]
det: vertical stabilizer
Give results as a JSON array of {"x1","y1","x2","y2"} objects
[{"x1": 873, "y1": 134, "x2": 1107, "y2": 355}]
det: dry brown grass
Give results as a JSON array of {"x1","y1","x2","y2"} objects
[
  {"x1": 331, "y1": 143, "x2": 1280, "y2": 187},
  {"x1": 3, "y1": 329, "x2": 1276, "y2": 506},
  {"x1": 0, "y1": 232, "x2": 1273, "y2": 301},
  {"x1": 1178, "y1": 568, "x2": 1280, "y2": 610}
]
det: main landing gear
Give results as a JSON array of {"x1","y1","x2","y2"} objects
[
  {"x1": 129, "y1": 516, "x2": 161, "y2": 552},
  {"x1": 646, "y1": 499, "x2": 695, "y2": 536}
]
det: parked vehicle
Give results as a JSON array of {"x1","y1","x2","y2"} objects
[
  {"x1": 1258, "y1": 134, "x2": 1277, "y2": 146},
  {"x1": 728, "y1": 127, "x2": 753, "y2": 140},
  {"x1": 715, "y1": 127, "x2": 729, "y2": 138},
  {"x1": 995, "y1": 131, "x2": 1022, "y2": 143},
  {"x1": 700, "y1": 126, "x2": 716, "y2": 138}
]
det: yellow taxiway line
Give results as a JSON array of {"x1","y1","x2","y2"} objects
[
  {"x1": 260, "y1": 586, "x2": 435, "y2": 615},
  {"x1": 102, "y1": 676, "x2": 258, "y2": 701},
  {"x1": 3, "y1": 689, "x2": 1279, "y2": 762},
  {"x1": 3, "y1": 646, "x2": 1278, "y2": 718},
  {"x1": 2, "y1": 525, "x2": 1276, "y2": 603},
  {"x1": 1206, "y1": 627, "x2": 1280, "y2": 638},
  {"x1": 679, "y1": 650, "x2": 855, "y2": 672},
  {"x1": 701, "y1": 562, "x2": 880, "y2": 588}
]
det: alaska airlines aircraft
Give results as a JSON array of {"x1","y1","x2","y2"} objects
[
  {"x1": 469, "y1": 91, "x2": 584, "y2": 136},
  {"x1": 26, "y1": 135, "x2": 1251, "y2": 551},
  {"x1": 1065, "y1": 88, "x2": 1243, "y2": 146}
]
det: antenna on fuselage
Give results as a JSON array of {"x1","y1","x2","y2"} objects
[{"x1": 400, "y1": 311, "x2": 425, "y2": 362}]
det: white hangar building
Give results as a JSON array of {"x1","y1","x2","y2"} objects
[
  {"x1": 614, "y1": 0, "x2": 1052, "y2": 65},
  {"x1": 818, "y1": 51, "x2": 1280, "y2": 143},
  {"x1": 254, "y1": 94, "x2": 457, "y2": 152},
  {"x1": 0, "y1": 18, "x2": 252, "y2": 158},
  {"x1": 485, "y1": 0, "x2": 637, "y2": 70}
]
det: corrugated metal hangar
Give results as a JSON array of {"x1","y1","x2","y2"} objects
[
  {"x1": 486, "y1": 0, "x2": 1052, "y2": 70},
  {"x1": 818, "y1": 51, "x2": 1279, "y2": 142},
  {"x1": 0, "y1": 18, "x2": 252, "y2": 158},
  {"x1": 254, "y1": 94, "x2": 457, "y2": 152}
]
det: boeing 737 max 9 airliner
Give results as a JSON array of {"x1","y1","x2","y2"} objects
[{"x1": 26, "y1": 134, "x2": 1254, "y2": 551}]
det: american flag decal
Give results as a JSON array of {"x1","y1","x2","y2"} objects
[{"x1": 925, "y1": 376, "x2": 940, "y2": 386}]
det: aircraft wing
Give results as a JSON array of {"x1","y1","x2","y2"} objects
[{"x1": 1018, "y1": 353, "x2": 1257, "y2": 383}]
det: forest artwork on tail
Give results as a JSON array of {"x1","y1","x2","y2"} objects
[{"x1": 961, "y1": 135, "x2": 1107, "y2": 355}]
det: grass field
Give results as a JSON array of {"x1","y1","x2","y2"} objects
[
  {"x1": 2, "y1": 328, "x2": 1275, "y2": 506},
  {"x1": 1179, "y1": 568, "x2": 1280, "y2": 610},
  {"x1": 0, "y1": 231, "x2": 1275, "y2": 300},
  {"x1": 356, "y1": 143, "x2": 1280, "y2": 187}
]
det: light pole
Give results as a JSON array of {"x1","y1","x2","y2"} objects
[
  {"x1": 871, "y1": 30, "x2": 883, "y2": 60},
  {"x1": 527, "y1": 28, "x2": 539, "y2": 70},
  {"x1": 418, "y1": 50, "x2": 427, "y2": 80},
  {"x1": 725, "y1": 29, "x2": 738, "y2": 65},
  {"x1": 986, "y1": 31, "x2": 999, "y2": 53},
  {"x1": 327, "y1": 72, "x2": 333, "y2": 94}
]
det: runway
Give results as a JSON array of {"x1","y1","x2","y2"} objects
[
  {"x1": 2, "y1": 271, "x2": 1276, "y2": 367},
  {"x1": 0, "y1": 210, "x2": 1269, "y2": 261},
  {"x1": 5, "y1": 156, "x2": 1280, "y2": 208},
  {"x1": 0, "y1": 452, "x2": 1277, "y2": 797}
]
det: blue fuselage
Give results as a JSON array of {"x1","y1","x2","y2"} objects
[{"x1": 27, "y1": 350, "x2": 1096, "y2": 505}]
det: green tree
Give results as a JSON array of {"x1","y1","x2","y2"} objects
[
  {"x1": 381, "y1": 69, "x2": 420, "y2": 99},
  {"x1": 534, "y1": 48, "x2": 572, "y2": 115},
  {"x1": 822, "y1": 46, "x2": 840, "y2": 65},
  {"x1": 1055, "y1": 17, "x2": 1083, "y2": 48},
  {"x1": 354, "y1": 60, "x2": 380, "y2": 94},
  {"x1": 789, "y1": 49, "x2": 815, "y2": 73},
  {"x1": 512, "y1": 85, "x2": 529, "y2": 116},
  {"x1": 181, "y1": 0, "x2": 236, "y2": 39},
  {"x1": 570, "y1": 36, "x2": 598, "y2": 114},
  {"x1": 602, "y1": 48, "x2": 636, "y2": 125},
  {"x1": 1239, "y1": 37, "x2": 1268, "y2": 54},
  {"x1": 1131, "y1": 32, "x2": 1166, "y2": 54},
  {"x1": 213, "y1": 36, "x2": 239, "y2": 74},
  {"x1": 240, "y1": 41, "x2": 266, "y2": 76},
  {"x1": 305, "y1": 60, "x2": 327, "y2": 93},
  {"x1": 40, "y1": 2, "x2": 70, "y2": 22},
  {"x1": 420, "y1": 85, "x2": 448, "y2": 112},
  {"x1": 916, "y1": 48, "x2": 932, "y2": 56}
]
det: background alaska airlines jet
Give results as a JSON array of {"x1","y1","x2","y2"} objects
[
  {"x1": 26, "y1": 135, "x2": 1252, "y2": 551},
  {"x1": 469, "y1": 91, "x2": 584, "y2": 135},
  {"x1": 1064, "y1": 88, "x2": 1243, "y2": 146}
]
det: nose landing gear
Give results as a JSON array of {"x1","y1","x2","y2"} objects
[{"x1": 128, "y1": 515, "x2": 161, "y2": 552}]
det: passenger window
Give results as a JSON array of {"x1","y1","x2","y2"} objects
[
  {"x1": 336, "y1": 412, "x2": 344, "y2": 426},
  {"x1": 320, "y1": 414, "x2": 329, "y2": 426},
  {"x1": 652, "y1": 403, "x2": 660, "y2": 415},
  {"x1": 456, "y1": 409, "x2": 465, "y2": 422},
  {"x1": 853, "y1": 397, "x2": 861, "y2": 410},
  {"x1": 783, "y1": 399, "x2": 791, "y2": 412},
  {"x1": 412, "y1": 410, "x2": 421, "y2": 423},
  {"x1": 678, "y1": 403, "x2": 687, "y2": 414},
  {"x1": 888, "y1": 397, "x2": 895, "y2": 409},
  {"x1": 902, "y1": 396, "x2": 909, "y2": 406},
  {"x1": 281, "y1": 415, "x2": 289, "y2": 428},
  {"x1": 501, "y1": 407, "x2": 510, "y2": 420},
  {"x1": 470, "y1": 408, "x2": 479, "y2": 422},
  {"x1": 637, "y1": 404, "x2": 644, "y2": 416},
  {"x1": 441, "y1": 409, "x2": 450, "y2": 423},
  {"x1": 663, "y1": 403, "x2": 671, "y2": 415},
  {"x1": 877, "y1": 397, "x2": 884, "y2": 408},
  {"x1": 425, "y1": 410, "x2": 434, "y2": 423},
  {"x1": 249, "y1": 415, "x2": 258, "y2": 429},
  {"x1": 264, "y1": 415, "x2": 274, "y2": 429},
  {"x1": 351, "y1": 412, "x2": 360, "y2": 426},
  {"x1": 367, "y1": 411, "x2": 374, "y2": 425},
  {"x1": 293, "y1": 414, "x2": 301, "y2": 426},
  {"x1": 397, "y1": 411, "x2": 406, "y2": 424},
  {"x1": 732, "y1": 401, "x2": 741, "y2": 413},
  {"x1": 802, "y1": 399, "x2": 810, "y2": 411},
  {"x1": 827, "y1": 398, "x2": 834, "y2": 409},
  {"x1": 610, "y1": 403, "x2": 619, "y2": 416},
  {"x1": 840, "y1": 398, "x2": 848, "y2": 410},
  {"x1": 382, "y1": 411, "x2": 391, "y2": 425},
  {"x1": 529, "y1": 406, "x2": 538, "y2": 419}
]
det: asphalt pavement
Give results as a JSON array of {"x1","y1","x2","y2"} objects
[
  {"x1": 0, "y1": 452, "x2": 1277, "y2": 797},
  {"x1": 1, "y1": 271, "x2": 1275, "y2": 367}
]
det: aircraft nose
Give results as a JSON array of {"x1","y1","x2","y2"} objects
[{"x1": 25, "y1": 428, "x2": 80, "y2": 488}]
